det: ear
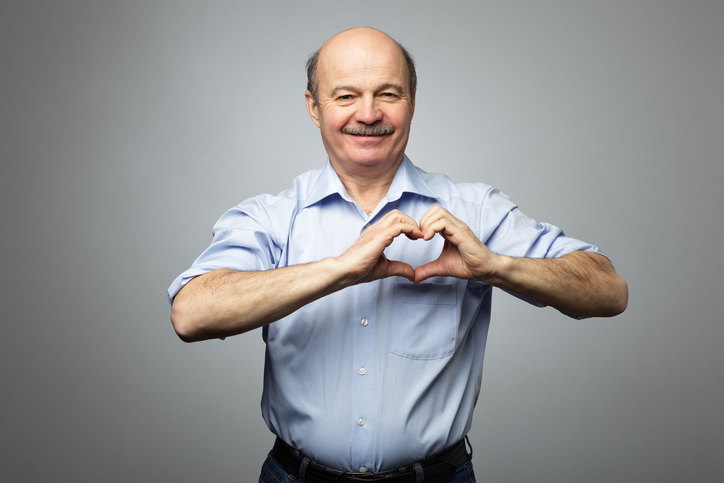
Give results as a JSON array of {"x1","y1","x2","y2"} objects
[{"x1": 305, "y1": 91, "x2": 321, "y2": 128}]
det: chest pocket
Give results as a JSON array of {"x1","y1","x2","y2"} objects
[{"x1": 390, "y1": 282, "x2": 457, "y2": 360}]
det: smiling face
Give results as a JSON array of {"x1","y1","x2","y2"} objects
[{"x1": 305, "y1": 28, "x2": 415, "y2": 179}]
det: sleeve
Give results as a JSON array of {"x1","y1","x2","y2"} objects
[
  {"x1": 479, "y1": 187, "x2": 604, "y2": 318},
  {"x1": 166, "y1": 196, "x2": 283, "y2": 307},
  {"x1": 479, "y1": 187, "x2": 602, "y2": 259}
]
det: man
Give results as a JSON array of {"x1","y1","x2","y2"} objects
[{"x1": 168, "y1": 27, "x2": 628, "y2": 483}]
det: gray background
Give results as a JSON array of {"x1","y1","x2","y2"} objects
[{"x1": 1, "y1": 1, "x2": 722, "y2": 482}]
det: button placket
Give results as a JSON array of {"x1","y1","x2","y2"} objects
[{"x1": 349, "y1": 289, "x2": 376, "y2": 471}]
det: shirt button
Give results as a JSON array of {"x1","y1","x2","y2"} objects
[
  {"x1": 359, "y1": 466, "x2": 367, "y2": 473},
  {"x1": 360, "y1": 318, "x2": 368, "y2": 326},
  {"x1": 359, "y1": 368, "x2": 366, "y2": 375},
  {"x1": 358, "y1": 418, "x2": 365, "y2": 426}
]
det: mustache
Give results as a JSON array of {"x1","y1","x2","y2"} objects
[{"x1": 341, "y1": 125, "x2": 395, "y2": 136}]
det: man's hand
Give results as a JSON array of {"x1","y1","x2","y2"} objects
[
  {"x1": 414, "y1": 205, "x2": 501, "y2": 283},
  {"x1": 412, "y1": 205, "x2": 628, "y2": 317},
  {"x1": 336, "y1": 209, "x2": 424, "y2": 285},
  {"x1": 172, "y1": 209, "x2": 424, "y2": 342}
]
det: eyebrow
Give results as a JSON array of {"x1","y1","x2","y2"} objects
[{"x1": 330, "y1": 83, "x2": 405, "y2": 97}]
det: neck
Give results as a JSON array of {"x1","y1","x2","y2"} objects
[{"x1": 332, "y1": 158, "x2": 403, "y2": 215}]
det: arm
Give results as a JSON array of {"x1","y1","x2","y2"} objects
[
  {"x1": 414, "y1": 205, "x2": 628, "y2": 317},
  {"x1": 170, "y1": 210, "x2": 423, "y2": 342},
  {"x1": 485, "y1": 250, "x2": 628, "y2": 317}
]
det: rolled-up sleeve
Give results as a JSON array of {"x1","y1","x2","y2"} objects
[
  {"x1": 167, "y1": 198, "x2": 282, "y2": 307},
  {"x1": 480, "y1": 187, "x2": 601, "y2": 259},
  {"x1": 478, "y1": 187, "x2": 603, "y2": 317}
]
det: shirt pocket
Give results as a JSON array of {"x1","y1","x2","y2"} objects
[{"x1": 390, "y1": 282, "x2": 457, "y2": 360}]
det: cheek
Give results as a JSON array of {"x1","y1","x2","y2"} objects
[
  {"x1": 387, "y1": 107, "x2": 413, "y2": 128},
  {"x1": 322, "y1": 115, "x2": 348, "y2": 135}
]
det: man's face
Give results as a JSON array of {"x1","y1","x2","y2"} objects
[{"x1": 306, "y1": 31, "x2": 415, "y2": 176}]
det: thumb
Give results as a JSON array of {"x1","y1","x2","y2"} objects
[
  {"x1": 385, "y1": 260, "x2": 416, "y2": 283},
  {"x1": 413, "y1": 259, "x2": 445, "y2": 284}
]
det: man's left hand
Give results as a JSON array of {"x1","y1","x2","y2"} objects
[
  {"x1": 414, "y1": 205, "x2": 500, "y2": 284},
  {"x1": 412, "y1": 205, "x2": 628, "y2": 317}
]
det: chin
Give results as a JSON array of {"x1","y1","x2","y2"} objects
[
  {"x1": 349, "y1": 154, "x2": 399, "y2": 168},
  {"x1": 348, "y1": 147, "x2": 404, "y2": 166}
]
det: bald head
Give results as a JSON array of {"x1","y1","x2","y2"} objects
[{"x1": 306, "y1": 28, "x2": 417, "y2": 104}]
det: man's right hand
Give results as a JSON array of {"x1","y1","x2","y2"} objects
[
  {"x1": 335, "y1": 209, "x2": 424, "y2": 286},
  {"x1": 171, "y1": 209, "x2": 423, "y2": 341}
]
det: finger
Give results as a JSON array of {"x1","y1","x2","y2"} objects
[
  {"x1": 385, "y1": 260, "x2": 415, "y2": 282},
  {"x1": 413, "y1": 259, "x2": 445, "y2": 284},
  {"x1": 421, "y1": 206, "x2": 465, "y2": 228},
  {"x1": 418, "y1": 206, "x2": 460, "y2": 240},
  {"x1": 420, "y1": 218, "x2": 458, "y2": 242},
  {"x1": 386, "y1": 220, "x2": 423, "y2": 240},
  {"x1": 423, "y1": 215, "x2": 474, "y2": 246},
  {"x1": 417, "y1": 205, "x2": 446, "y2": 229},
  {"x1": 379, "y1": 209, "x2": 419, "y2": 227},
  {"x1": 374, "y1": 211, "x2": 423, "y2": 239}
]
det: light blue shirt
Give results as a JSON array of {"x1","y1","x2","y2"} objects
[{"x1": 167, "y1": 156, "x2": 602, "y2": 472}]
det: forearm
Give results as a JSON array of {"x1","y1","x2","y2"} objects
[
  {"x1": 170, "y1": 258, "x2": 348, "y2": 342},
  {"x1": 171, "y1": 210, "x2": 423, "y2": 342},
  {"x1": 485, "y1": 251, "x2": 628, "y2": 317}
]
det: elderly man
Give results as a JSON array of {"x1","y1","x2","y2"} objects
[{"x1": 168, "y1": 27, "x2": 627, "y2": 483}]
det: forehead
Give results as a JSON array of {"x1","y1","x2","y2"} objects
[{"x1": 317, "y1": 36, "x2": 408, "y2": 93}]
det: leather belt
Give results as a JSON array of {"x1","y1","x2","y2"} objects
[{"x1": 269, "y1": 437, "x2": 470, "y2": 483}]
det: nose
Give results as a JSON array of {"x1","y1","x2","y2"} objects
[{"x1": 354, "y1": 94, "x2": 382, "y2": 124}]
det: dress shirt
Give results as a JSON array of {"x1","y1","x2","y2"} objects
[{"x1": 167, "y1": 156, "x2": 603, "y2": 473}]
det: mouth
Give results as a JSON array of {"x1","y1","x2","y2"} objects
[{"x1": 341, "y1": 125, "x2": 395, "y2": 137}]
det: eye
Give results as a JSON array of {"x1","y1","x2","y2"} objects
[
  {"x1": 337, "y1": 94, "x2": 354, "y2": 101},
  {"x1": 381, "y1": 92, "x2": 399, "y2": 99}
]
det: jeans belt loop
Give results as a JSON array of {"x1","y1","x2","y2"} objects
[
  {"x1": 299, "y1": 456, "x2": 310, "y2": 483},
  {"x1": 413, "y1": 462, "x2": 424, "y2": 482}
]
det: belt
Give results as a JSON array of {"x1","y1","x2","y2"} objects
[{"x1": 270, "y1": 437, "x2": 470, "y2": 483}]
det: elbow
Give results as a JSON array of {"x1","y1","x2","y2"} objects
[
  {"x1": 601, "y1": 276, "x2": 629, "y2": 317},
  {"x1": 170, "y1": 301, "x2": 205, "y2": 343},
  {"x1": 169, "y1": 280, "x2": 222, "y2": 342},
  {"x1": 573, "y1": 275, "x2": 628, "y2": 318},
  {"x1": 614, "y1": 278, "x2": 629, "y2": 315}
]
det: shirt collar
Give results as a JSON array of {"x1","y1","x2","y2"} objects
[
  {"x1": 385, "y1": 155, "x2": 438, "y2": 202},
  {"x1": 302, "y1": 155, "x2": 438, "y2": 209}
]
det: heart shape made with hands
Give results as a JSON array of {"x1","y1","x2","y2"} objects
[
  {"x1": 391, "y1": 235, "x2": 473, "y2": 284},
  {"x1": 374, "y1": 207, "x2": 493, "y2": 284}
]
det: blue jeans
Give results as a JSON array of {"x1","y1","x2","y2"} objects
[{"x1": 259, "y1": 452, "x2": 476, "y2": 483}]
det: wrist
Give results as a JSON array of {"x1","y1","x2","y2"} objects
[
  {"x1": 322, "y1": 256, "x2": 361, "y2": 292},
  {"x1": 475, "y1": 252, "x2": 511, "y2": 285}
]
